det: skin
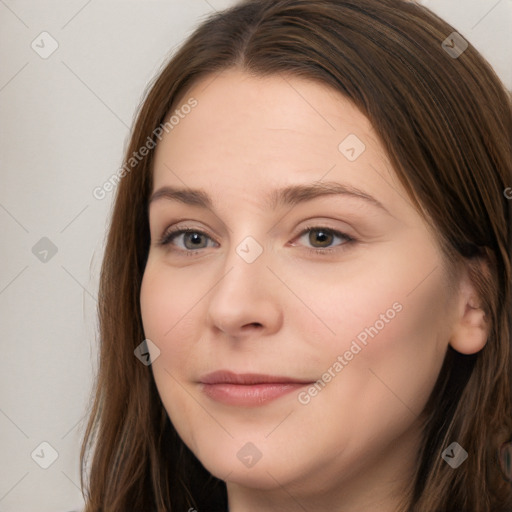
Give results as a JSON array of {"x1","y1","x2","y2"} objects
[{"x1": 139, "y1": 69, "x2": 489, "y2": 512}]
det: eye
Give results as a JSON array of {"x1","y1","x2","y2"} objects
[
  {"x1": 293, "y1": 225, "x2": 355, "y2": 255},
  {"x1": 157, "y1": 224, "x2": 355, "y2": 256},
  {"x1": 158, "y1": 227, "x2": 217, "y2": 253}
]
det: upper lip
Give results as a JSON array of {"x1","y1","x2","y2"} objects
[{"x1": 199, "y1": 370, "x2": 313, "y2": 385}]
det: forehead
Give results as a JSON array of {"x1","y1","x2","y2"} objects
[
  {"x1": 156, "y1": 69, "x2": 373, "y2": 156},
  {"x1": 150, "y1": 69, "x2": 402, "y2": 216}
]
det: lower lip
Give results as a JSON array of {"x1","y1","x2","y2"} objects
[{"x1": 200, "y1": 382, "x2": 309, "y2": 406}]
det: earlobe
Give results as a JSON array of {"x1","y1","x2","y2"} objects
[
  {"x1": 448, "y1": 268, "x2": 490, "y2": 355},
  {"x1": 449, "y1": 302, "x2": 489, "y2": 355}
]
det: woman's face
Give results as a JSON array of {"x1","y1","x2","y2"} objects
[{"x1": 140, "y1": 69, "x2": 459, "y2": 507}]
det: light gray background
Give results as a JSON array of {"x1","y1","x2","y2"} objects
[{"x1": 0, "y1": 1, "x2": 510, "y2": 511}]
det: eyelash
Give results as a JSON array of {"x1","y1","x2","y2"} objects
[{"x1": 157, "y1": 224, "x2": 356, "y2": 257}]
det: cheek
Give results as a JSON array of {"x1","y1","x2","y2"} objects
[
  {"x1": 140, "y1": 267, "x2": 192, "y2": 405},
  {"x1": 295, "y1": 251, "x2": 450, "y2": 411},
  {"x1": 289, "y1": 269, "x2": 450, "y2": 474},
  {"x1": 305, "y1": 239, "x2": 449, "y2": 354},
  {"x1": 140, "y1": 263, "x2": 206, "y2": 447},
  {"x1": 140, "y1": 263, "x2": 202, "y2": 356}
]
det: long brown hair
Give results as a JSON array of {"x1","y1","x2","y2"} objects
[{"x1": 80, "y1": 0, "x2": 512, "y2": 510}]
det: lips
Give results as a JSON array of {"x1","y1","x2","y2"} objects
[
  {"x1": 200, "y1": 370, "x2": 312, "y2": 385},
  {"x1": 198, "y1": 370, "x2": 314, "y2": 406}
]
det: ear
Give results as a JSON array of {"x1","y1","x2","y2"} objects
[{"x1": 449, "y1": 261, "x2": 490, "y2": 355}]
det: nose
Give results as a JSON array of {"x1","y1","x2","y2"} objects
[{"x1": 206, "y1": 242, "x2": 283, "y2": 339}]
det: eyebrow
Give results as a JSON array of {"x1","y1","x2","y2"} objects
[{"x1": 148, "y1": 180, "x2": 390, "y2": 214}]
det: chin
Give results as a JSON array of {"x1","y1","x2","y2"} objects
[{"x1": 185, "y1": 432, "x2": 314, "y2": 491}]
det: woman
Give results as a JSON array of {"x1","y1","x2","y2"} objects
[{"x1": 80, "y1": 0, "x2": 512, "y2": 510}]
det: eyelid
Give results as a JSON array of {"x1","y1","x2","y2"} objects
[{"x1": 291, "y1": 220, "x2": 352, "y2": 240}]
